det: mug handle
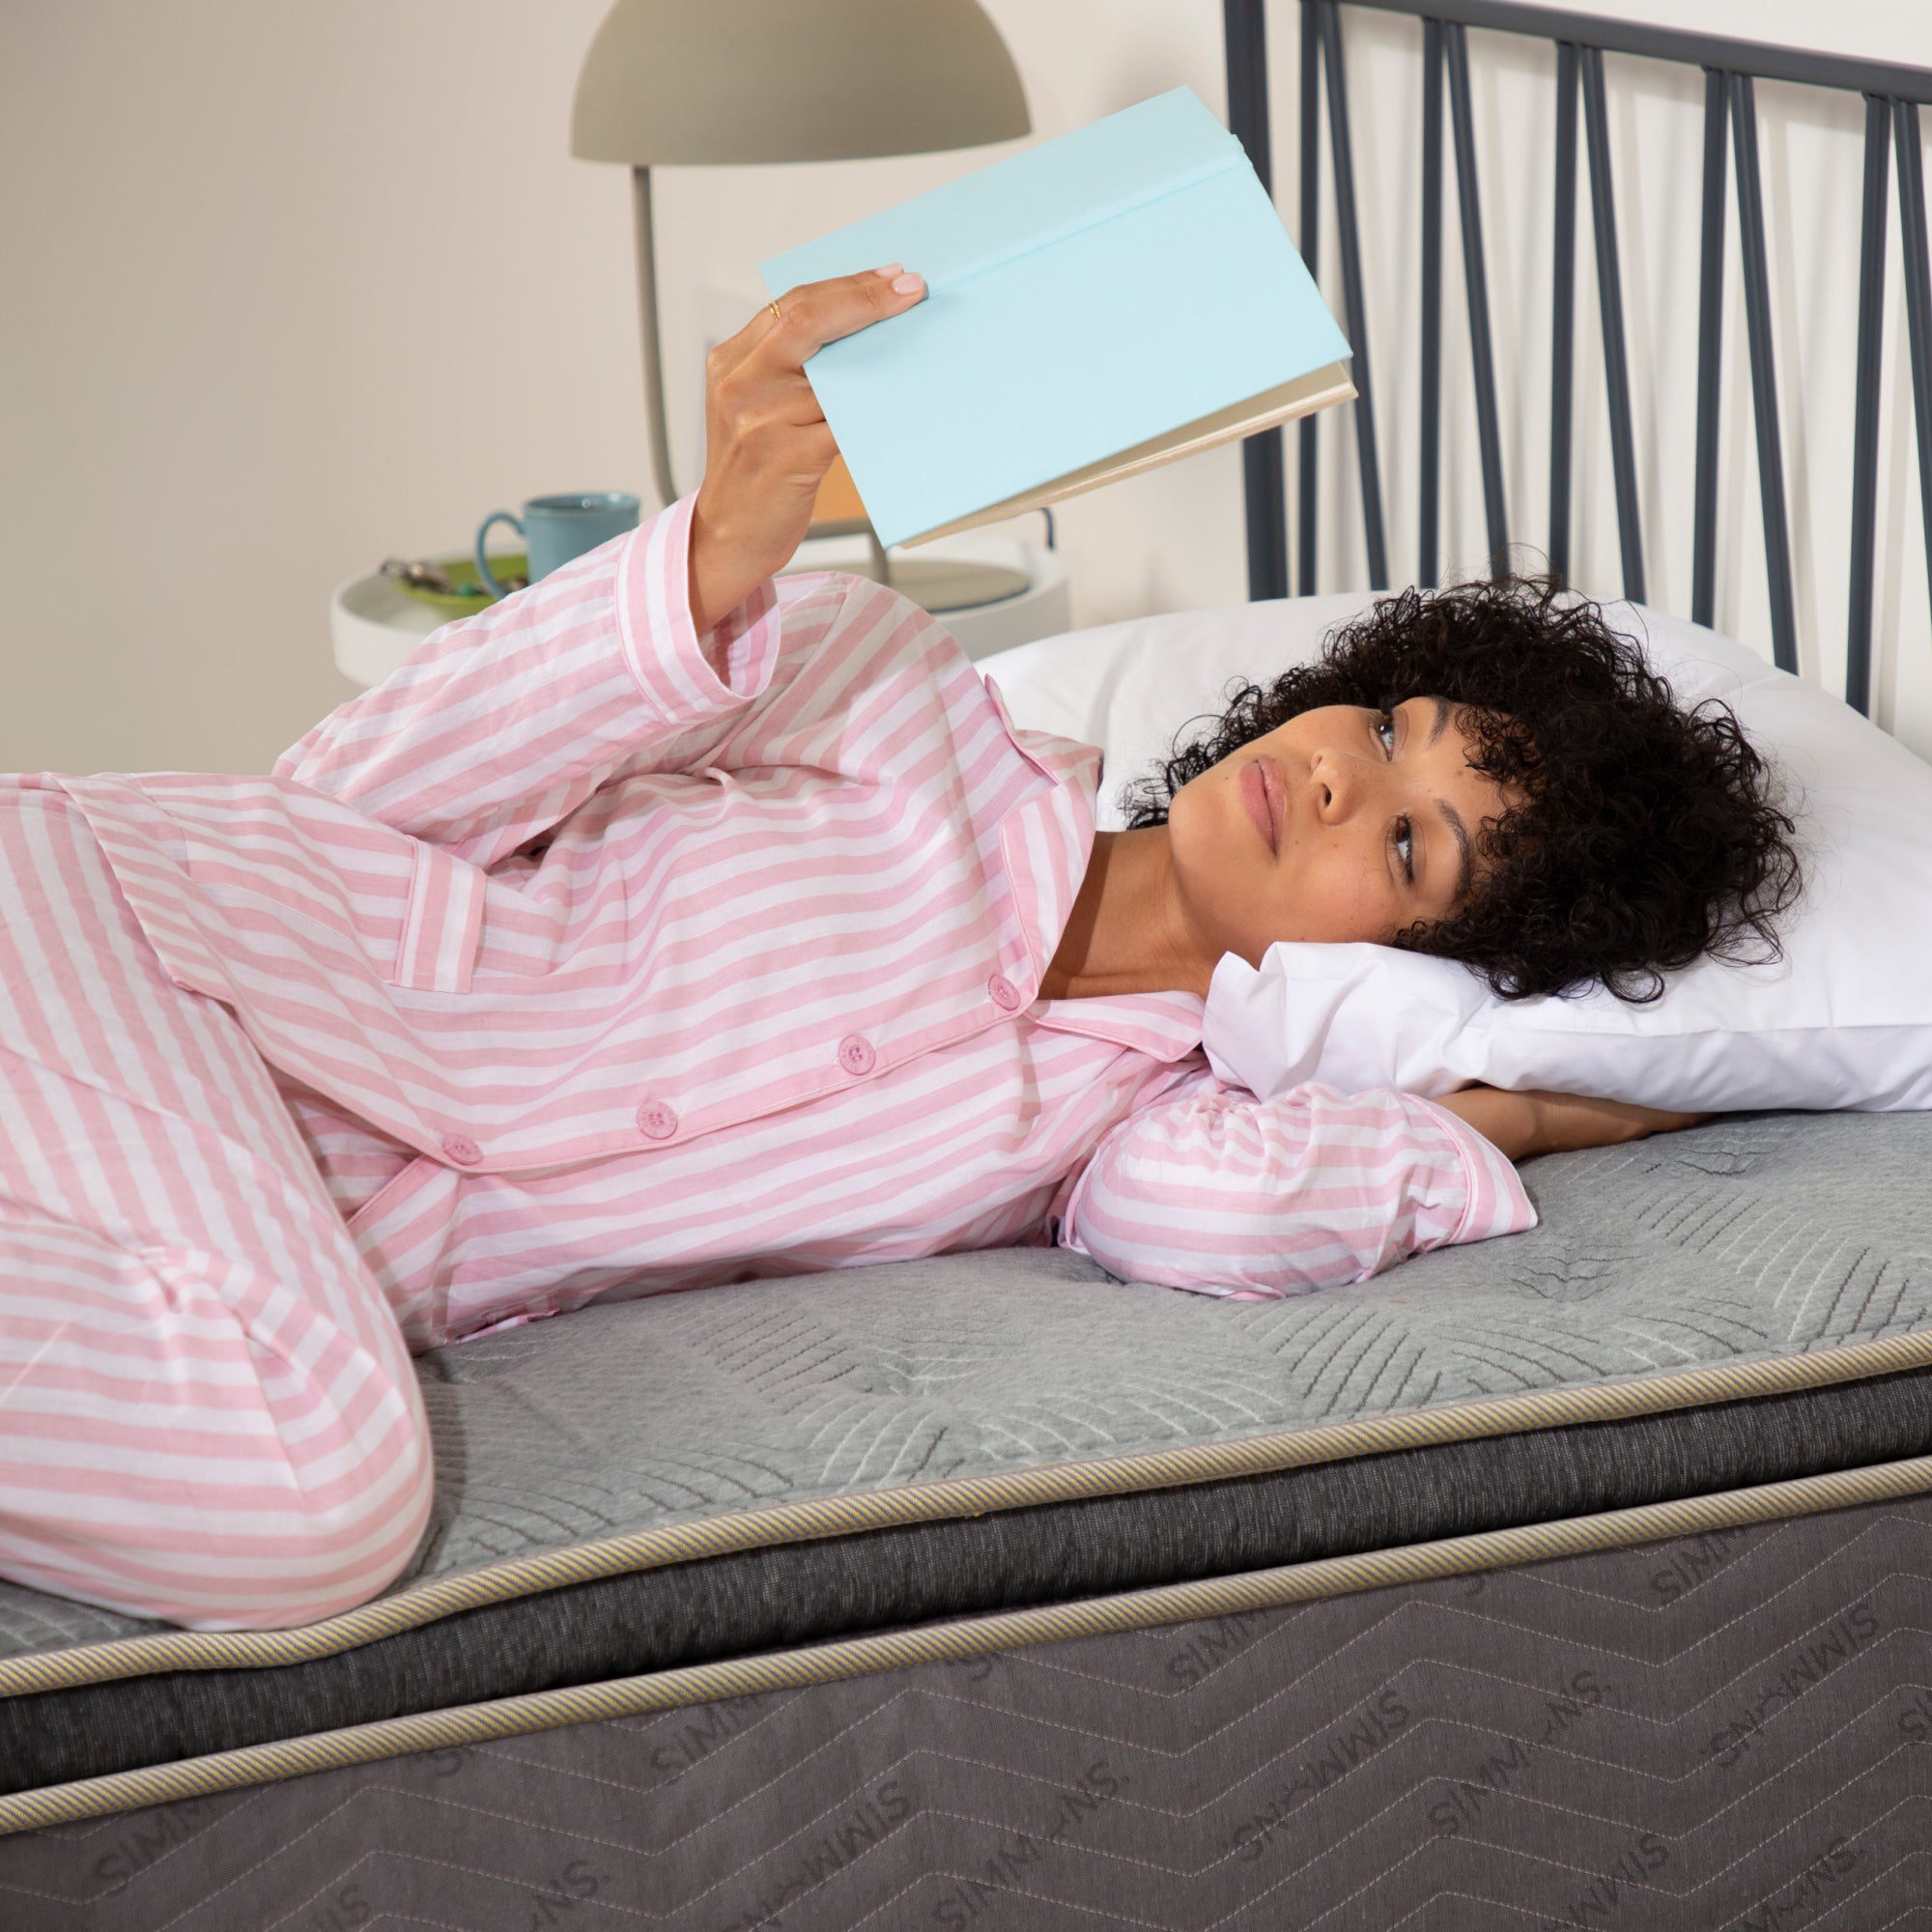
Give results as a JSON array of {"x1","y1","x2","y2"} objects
[{"x1": 474, "y1": 510, "x2": 525, "y2": 599}]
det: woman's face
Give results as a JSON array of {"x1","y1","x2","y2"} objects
[{"x1": 1166, "y1": 696, "x2": 1512, "y2": 965}]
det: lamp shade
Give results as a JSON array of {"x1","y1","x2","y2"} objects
[{"x1": 570, "y1": 0, "x2": 1030, "y2": 165}]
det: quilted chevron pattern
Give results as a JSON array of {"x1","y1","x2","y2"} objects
[
  {"x1": 5, "y1": 1492, "x2": 1930, "y2": 1929},
  {"x1": 405, "y1": 1112, "x2": 1932, "y2": 1585},
  {"x1": 9, "y1": 1108, "x2": 1932, "y2": 1662}
]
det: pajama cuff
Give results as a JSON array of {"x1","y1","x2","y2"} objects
[
  {"x1": 1413, "y1": 1095, "x2": 1540, "y2": 1244},
  {"x1": 616, "y1": 493, "x2": 782, "y2": 725}
]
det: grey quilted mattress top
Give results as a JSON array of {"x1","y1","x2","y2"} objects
[{"x1": 7, "y1": 1108, "x2": 1932, "y2": 1660}]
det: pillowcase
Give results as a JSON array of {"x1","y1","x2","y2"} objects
[{"x1": 979, "y1": 597, "x2": 1932, "y2": 1113}]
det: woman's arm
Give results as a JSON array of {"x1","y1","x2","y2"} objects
[
  {"x1": 1057, "y1": 1076, "x2": 1536, "y2": 1298},
  {"x1": 1430, "y1": 1086, "x2": 1709, "y2": 1161},
  {"x1": 1058, "y1": 1077, "x2": 1709, "y2": 1300},
  {"x1": 690, "y1": 267, "x2": 923, "y2": 639},
  {"x1": 276, "y1": 269, "x2": 923, "y2": 867}
]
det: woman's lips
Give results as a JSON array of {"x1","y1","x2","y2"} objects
[{"x1": 1240, "y1": 758, "x2": 1281, "y2": 855}]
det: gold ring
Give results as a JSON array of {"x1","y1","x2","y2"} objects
[{"x1": 767, "y1": 300, "x2": 783, "y2": 326}]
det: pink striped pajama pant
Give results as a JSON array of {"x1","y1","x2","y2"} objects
[{"x1": 0, "y1": 787, "x2": 433, "y2": 1631}]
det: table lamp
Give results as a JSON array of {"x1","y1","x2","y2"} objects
[{"x1": 570, "y1": 0, "x2": 1030, "y2": 602}]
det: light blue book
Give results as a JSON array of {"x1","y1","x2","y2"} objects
[{"x1": 759, "y1": 87, "x2": 1353, "y2": 550}]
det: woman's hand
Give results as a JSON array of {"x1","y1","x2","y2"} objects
[
  {"x1": 688, "y1": 266, "x2": 925, "y2": 638},
  {"x1": 1433, "y1": 1084, "x2": 1711, "y2": 1162}
]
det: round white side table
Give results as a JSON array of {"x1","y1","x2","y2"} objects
[
  {"x1": 330, "y1": 536, "x2": 1070, "y2": 690},
  {"x1": 330, "y1": 574, "x2": 448, "y2": 691}
]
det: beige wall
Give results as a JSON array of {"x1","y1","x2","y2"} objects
[
  {"x1": 5, "y1": 0, "x2": 645, "y2": 774},
  {"x1": 5, "y1": 2, "x2": 1931, "y2": 775}
]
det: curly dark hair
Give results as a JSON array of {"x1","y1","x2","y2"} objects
[{"x1": 1116, "y1": 577, "x2": 1803, "y2": 1002}]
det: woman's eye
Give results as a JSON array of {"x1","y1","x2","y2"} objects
[
  {"x1": 1376, "y1": 709, "x2": 1397, "y2": 754},
  {"x1": 1393, "y1": 814, "x2": 1414, "y2": 883}
]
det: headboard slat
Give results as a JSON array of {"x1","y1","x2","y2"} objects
[
  {"x1": 1446, "y1": 21, "x2": 1510, "y2": 578},
  {"x1": 1891, "y1": 101, "x2": 1932, "y2": 659},
  {"x1": 1548, "y1": 42, "x2": 1578, "y2": 587},
  {"x1": 1297, "y1": 0, "x2": 1323, "y2": 595},
  {"x1": 1318, "y1": 0, "x2": 1392, "y2": 588},
  {"x1": 1690, "y1": 70, "x2": 1728, "y2": 631},
  {"x1": 1419, "y1": 18, "x2": 1446, "y2": 587},
  {"x1": 1730, "y1": 72, "x2": 1800, "y2": 674},
  {"x1": 1221, "y1": 0, "x2": 1291, "y2": 601},
  {"x1": 1580, "y1": 45, "x2": 1645, "y2": 605},
  {"x1": 1846, "y1": 96, "x2": 1891, "y2": 718},
  {"x1": 1347, "y1": 0, "x2": 1932, "y2": 105}
]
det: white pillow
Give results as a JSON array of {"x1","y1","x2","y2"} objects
[{"x1": 979, "y1": 597, "x2": 1932, "y2": 1113}]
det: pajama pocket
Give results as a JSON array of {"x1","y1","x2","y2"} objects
[{"x1": 390, "y1": 841, "x2": 486, "y2": 995}]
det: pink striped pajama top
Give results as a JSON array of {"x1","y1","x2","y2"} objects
[{"x1": 0, "y1": 494, "x2": 1531, "y2": 1627}]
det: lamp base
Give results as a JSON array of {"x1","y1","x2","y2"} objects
[
  {"x1": 804, "y1": 479, "x2": 1029, "y2": 612},
  {"x1": 883, "y1": 555, "x2": 1030, "y2": 613},
  {"x1": 780, "y1": 533, "x2": 1068, "y2": 662}
]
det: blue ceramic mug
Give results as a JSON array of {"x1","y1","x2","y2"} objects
[{"x1": 475, "y1": 492, "x2": 640, "y2": 597}]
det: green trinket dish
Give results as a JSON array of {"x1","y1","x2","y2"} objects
[{"x1": 391, "y1": 553, "x2": 529, "y2": 618}]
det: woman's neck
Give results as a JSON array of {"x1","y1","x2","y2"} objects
[{"x1": 1039, "y1": 828, "x2": 1219, "y2": 1001}]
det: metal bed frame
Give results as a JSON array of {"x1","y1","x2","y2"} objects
[{"x1": 1221, "y1": 0, "x2": 1932, "y2": 711}]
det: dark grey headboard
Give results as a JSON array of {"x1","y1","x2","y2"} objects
[{"x1": 1221, "y1": 0, "x2": 1932, "y2": 714}]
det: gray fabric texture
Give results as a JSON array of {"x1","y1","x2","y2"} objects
[
  {"x1": 403, "y1": 1109, "x2": 1932, "y2": 1583},
  {"x1": 8, "y1": 1364, "x2": 1932, "y2": 1795},
  {"x1": 10, "y1": 1106, "x2": 1932, "y2": 1664},
  {"x1": 6, "y1": 1491, "x2": 1928, "y2": 1930},
  {"x1": 9, "y1": 1103, "x2": 1932, "y2": 1810}
]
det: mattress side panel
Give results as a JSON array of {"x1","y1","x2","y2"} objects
[
  {"x1": 4, "y1": 1492, "x2": 1928, "y2": 1929},
  {"x1": 8, "y1": 1108, "x2": 1932, "y2": 1679},
  {"x1": 7, "y1": 1365, "x2": 1932, "y2": 1795}
]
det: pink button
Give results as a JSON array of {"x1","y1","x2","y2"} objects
[
  {"x1": 637, "y1": 1100, "x2": 679, "y2": 1140},
  {"x1": 837, "y1": 1033, "x2": 876, "y2": 1075},
  {"x1": 987, "y1": 973, "x2": 1021, "y2": 1011},
  {"x1": 440, "y1": 1133, "x2": 482, "y2": 1166}
]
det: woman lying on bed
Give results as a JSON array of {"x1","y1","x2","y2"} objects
[{"x1": 0, "y1": 270, "x2": 1799, "y2": 1630}]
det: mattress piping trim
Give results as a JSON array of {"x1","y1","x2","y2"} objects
[
  {"x1": 4, "y1": 1454, "x2": 1930, "y2": 1836},
  {"x1": 10, "y1": 1325, "x2": 1932, "y2": 1701}
]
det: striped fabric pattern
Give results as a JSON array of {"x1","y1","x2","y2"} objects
[
  {"x1": 0, "y1": 789, "x2": 433, "y2": 1629},
  {"x1": 1062, "y1": 1080, "x2": 1531, "y2": 1296},
  {"x1": 0, "y1": 497, "x2": 1530, "y2": 1628}
]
